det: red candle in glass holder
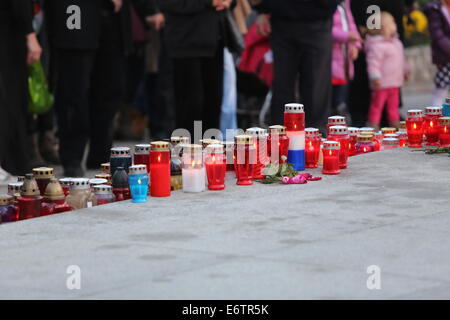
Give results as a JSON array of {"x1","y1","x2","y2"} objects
[
  {"x1": 424, "y1": 107, "x2": 443, "y2": 146},
  {"x1": 150, "y1": 141, "x2": 171, "y2": 197},
  {"x1": 223, "y1": 141, "x2": 235, "y2": 171},
  {"x1": 322, "y1": 141, "x2": 340, "y2": 175},
  {"x1": 246, "y1": 127, "x2": 268, "y2": 179},
  {"x1": 134, "y1": 144, "x2": 151, "y2": 173},
  {"x1": 381, "y1": 127, "x2": 397, "y2": 137},
  {"x1": 439, "y1": 117, "x2": 450, "y2": 147},
  {"x1": 305, "y1": 128, "x2": 321, "y2": 168},
  {"x1": 327, "y1": 116, "x2": 346, "y2": 137},
  {"x1": 355, "y1": 134, "x2": 375, "y2": 155},
  {"x1": 406, "y1": 109, "x2": 424, "y2": 148},
  {"x1": 205, "y1": 144, "x2": 226, "y2": 190},
  {"x1": 328, "y1": 126, "x2": 350, "y2": 169},
  {"x1": 17, "y1": 174, "x2": 42, "y2": 220},
  {"x1": 382, "y1": 137, "x2": 399, "y2": 150},
  {"x1": 397, "y1": 130, "x2": 408, "y2": 147},
  {"x1": 234, "y1": 135, "x2": 256, "y2": 185},
  {"x1": 268, "y1": 125, "x2": 289, "y2": 165},
  {"x1": 348, "y1": 127, "x2": 359, "y2": 156}
]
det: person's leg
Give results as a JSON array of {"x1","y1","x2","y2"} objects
[
  {"x1": 37, "y1": 110, "x2": 60, "y2": 165},
  {"x1": 349, "y1": 52, "x2": 371, "y2": 127},
  {"x1": 270, "y1": 19, "x2": 301, "y2": 125},
  {"x1": 367, "y1": 89, "x2": 389, "y2": 130},
  {"x1": 385, "y1": 88, "x2": 401, "y2": 128},
  {"x1": 220, "y1": 48, "x2": 238, "y2": 137},
  {"x1": 332, "y1": 84, "x2": 348, "y2": 115}
]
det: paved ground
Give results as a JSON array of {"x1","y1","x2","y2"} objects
[{"x1": 1, "y1": 147, "x2": 449, "y2": 300}]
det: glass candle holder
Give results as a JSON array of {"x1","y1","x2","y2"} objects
[
  {"x1": 112, "y1": 167, "x2": 131, "y2": 201},
  {"x1": 101, "y1": 163, "x2": 110, "y2": 174},
  {"x1": 234, "y1": 135, "x2": 256, "y2": 186},
  {"x1": 205, "y1": 144, "x2": 226, "y2": 191},
  {"x1": 382, "y1": 137, "x2": 399, "y2": 150},
  {"x1": 134, "y1": 144, "x2": 151, "y2": 173},
  {"x1": 318, "y1": 138, "x2": 325, "y2": 166},
  {"x1": 169, "y1": 138, "x2": 188, "y2": 191},
  {"x1": 59, "y1": 178, "x2": 73, "y2": 196},
  {"x1": 17, "y1": 174, "x2": 42, "y2": 220},
  {"x1": 374, "y1": 132, "x2": 383, "y2": 151},
  {"x1": 8, "y1": 182, "x2": 23, "y2": 200},
  {"x1": 89, "y1": 178, "x2": 108, "y2": 191},
  {"x1": 305, "y1": 128, "x2": 321, "y2": 169},
  {"x1": 128, "y1": 165, "x2": 149, "y2": 202},
  {"x1": 406, "y1": 110, "x2": 424, "y2": 148},
  {"x1": 41, "y1": 178, "x2": 71, "y2": 216},
  {"x1": 355, "y1": 134, "x2": 375, "y2": 155},
  {"x1": 424, "y1": 106, "x2": 443, "y2": 146},
  {"x1": 397, "y1": 130, "x2": 408, "y2": 147},
  {"x1": 93, "y1": 185, "x2": 116, "y2": 205},
  {"x1": 66, "y1": 178, "x2": 97, "y2": 210},
  {"x1": 327, "y1": 116, "x2": 346, "y2": 137},
  {"x1": 181, "y1": 144, "x2": 205, "y2": 193},
  {"x1": 322, "y1": 141, "x2": 341, "y2": 175},
  {"x1": 32, "y1": 167, "x2": 54, "y2": 196},
  {"x1": 348, "y1": 127, "x2": 359, "y2": 157},
  {"x1": 150, "y1": 141, "x2": 171, "y2": 197},
  {"x1": 246, "y1": 127, "x2": 268, "y2": 179},
  {"x1": 439, "y1": 117, "x2": 450, "y2": 147},
  {"x1": 110, "y1": 147, "x2": 132, "y2": 176},
  {"x1": 268, "y1": 125, "x2": 289, "y2": 165},
  {"x1": 328, "y1": 126, "x2": 350, "y2": 169},
  {"x1": 381, "y1": 127, "x2": 397, "y2": 137},
  {"x1": 223, "y1": 141, "x2": 235, "y2": 171},
  {"x1": 284, "y1": 103, "x2": 305, "y2": 171},
  {"x1": 0, "y1": 195, "x2": 18, "y2": 223}
]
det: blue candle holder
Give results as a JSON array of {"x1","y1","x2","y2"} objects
[
  {"x1": 128, "y1": 165, "x2": 149, "y2": 203},
  {"x1": 443, "y1": 97, "x2": 450, "y2": 117}
]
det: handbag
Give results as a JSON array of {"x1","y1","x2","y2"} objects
[
  {"x1": 28, "y1": 61, "x2": 54, "y2": 115},
  {"x1": 224, "y1": 9, "x2": 245, "y2": 54}
]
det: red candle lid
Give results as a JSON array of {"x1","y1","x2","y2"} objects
[
  {"x1": 425, "y1": 106, "x2": 443, "y2": 116},
  {"x1": 284, "y1": 103, "x2": 304, "y2": 113},
  {"x1": 129, "y1": 164, "x2": 148, "y2": 175},
  {"x1": 323, "y1": 141, "x2": 340, "y2": 150},
  {"x1": 407, "y1": 109, "x2": 423, "y2": 118},
  {"x1": 329, "y1": 126, "x2": 348, "y2": 135},
  {"x1": 328, "y1": 116, "x2": 346, "y2": 125},
  {"x1": 439, "y1": 117, "x2": 450, "y2": 125}
]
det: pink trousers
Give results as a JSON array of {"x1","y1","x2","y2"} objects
[{"x1": 368, "y1": 87, "x2": 400, "y2": 124}]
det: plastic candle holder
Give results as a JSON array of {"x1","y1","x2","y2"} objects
[
  {"x1": 284, "y1": 103, "x2": 305, "y2": 171},
  {"x1": 66, "y1": 178, "x2": 97, "y2": 210},
  {"x1": 328, "y1": 126, "x2": 350, "y2": 169},
  {"x1": 322, "y1": 141, "x2": 341, "y2": 175},
  {"x1": 348, "y1": 127, "x2": 359, "y2": 156},
  {"x1": 268, "y1": 125, "x2": 289, "y2": 165},
  {"x1": 424, "y1": 107, "x2": 443, "y2": 146},
  {"x1": 134, "y1": 144, "x2": 151, "y2": 173},
  {"x1": 110, "y1": 147, "x2": 132, "y2": 176},
  {"x1": 246, "y1": 127, "x2": 268, "y2": 179},
  {"x1": 439, "y1": 117, "x2": 450, "y2": 147},
  {"x1": 17, "y1": 174, "x2": 42, "y2": 220},
  {"x1": 223, "y1": 141, "x2": 235, "y2": 171},
  {"x1": 443, "y1": 97, "x2": 450, "y2": 117},
  {"x1": 355, "y1": 134, "x2": 375, "y2": 155},
  {"x1": 8, "y1": 182, "x2": 22, "y2": 200},
  {"x1": 205, "y1": 144, "x2": 226, "y2": 191},
  {"x1": 327, "y1": 116, "x2": 346, "y2": 137},
  {"x1": 41, "y1": 178, "x2": 71, "y2": 216},
  {"x1": 32, "y1": 167, "x2": 54, "y2": 196},
  {"x1": 128, "y1": 165, "x2": 149, "y2": 203},
  {"x1": 181, "y1": 144, "x2": 205, "y2": 193},
  {"x1": 0, "y1": 195, "x2": 18, "y2": 223},
  {"x1": 234, "y1": 135, "x2": 256, "y2": 186},
  {"x1": 305, "y1": 128, "x2": 321, "y2": 168},
  {"x1": 93, "y1": 185, "x2": 116, "y2": 205},
  {"x1": 150, "y1": 141, "x2": 171, "y2": 197},
  {"x1": 406, "y1": 110, "x2": 425, "y2": 148}
]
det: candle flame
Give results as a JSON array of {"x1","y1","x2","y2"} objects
[
  {"x1": 430, "y1": 121, "x2": 434, "y2": 128},
  {"x1": 138, "y1": 179, "x2": 142, "y2": 185},
  {"x1": 363, "y1": 147, "x2": 367, "y2": 153},
  {"x1": 212, "y1": 155, "x2": 216, "y2": 162},
  {"x1": 157, "y1": 155, "x2": 161, "y2": 162},
  {"x1": 413, "y1": 123, "x2": 417, "y2": 130},
  {"x1": 445, "y1": 127, "x2": 448, "y2": 133}
]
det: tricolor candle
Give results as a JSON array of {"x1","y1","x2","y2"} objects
[
  {"x1": 32, "y1": 167, "x2": 54, "y2": 196},
  {"x1": 129, "y1": 165, "x2": 149, "y2": 203},
  {"x1": 322, "y1": 141, "x2": 340, "y2": 175},
  {"x1": 110, "y1": 147, "x2": 132, "y2": 176},
  {"x1": 205, "y1": 144, "x2": 226, "y2": 191},
  {"x1": 150, "y1": 141, "x2": 171, "y2": 197},
  {"x1": 246, "y1": 127, "x2": 268, "y2": 179},
  {"x1": 438, "y1": 117, "x2": 450, "y2": 147},
  {"x1": 406, "y1": 110, "x2": 424, "y2": 148},
  {"x1": 305, "y1": 128, "x2": 321, "y2": 169},
  {"x1": 134, "y1": 144, "x2": 151, "y2": 173},
  {"x1": 327, "y1": 116, "x2": 346, "y2": 136},
  {"x1": 328, "y1": 126, "x2": 350, "y2": 169},
  {"x1": 182, "y1": 144, "x2": 205, "y2": 193},
  {"x1": 348, "y1": 127, "x2": 359, "y2": 156},
  {"x1": 424, "y1": 106, "x2": 443, "y2": 146},
  {"x1": 284, "y1": 103, "x2": 305, "y2": 171},
  {"x1": 355, "y1": 134, "x2": 375, "y2": 155},
  {"x1": 268, "y1": 125, "x2": 289, "y2": 165},
  {"x1": 234, "y1": 135, "x2": 256, "y2": 186}
]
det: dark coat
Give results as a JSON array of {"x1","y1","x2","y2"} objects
[
  {"x1": 425, "y1": 1, "x2": 450, "y2": 66},
  {"x1": 258, "y1": 0, "x2": 339, "y2": 21}
]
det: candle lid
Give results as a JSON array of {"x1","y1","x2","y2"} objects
[
  {"x1": 346, "y1": 127, "x2": 358, "y2": 136},
  {"x1": 93, "y1": 184, "x2": 113, "y2": 195},
  {"x1": 59, "y1": 178, "x2": 73, "y2": 188},
  {"x1": 17, "y1": 176, "x2": 25, "y2": 182},
  {"x1": 285, "y1": 103, "x2": 304, "y2": 113},
  {"x1": 382, "y1": 138, "x2": 399, "y2": 146},
  {"x1": 357, "y1": 134, "x2": 373, "y2": 143},
  {"x1": 89, "y1": 178, "x2": 108, "y2": 186},
  {"x1": 269, "y1": 125, "x2": 286, "y2": 135},
  {"x1": 129, "y1": 164, "x2": 147, "y2": 175},
  {"x1": 329, "y1": 126, "x2": 348, "y2": 135},
  {"x1": 439, "y1": 117, "x2": 450, "y2": 125},
  {"x1": 305, "y1": 128, "x2": 320, "y2": 137},
  {"x1": 246, "y1": 127, "x2": 267, "y2": 137},
  {"x1": 223, "y1": 141, "x2": 234, "y2": 151},
  {"x1": 407, "y1": 109, "x2": 423, "y2": 118},
  {"x1": 111, "y1": 147, "x2": 131, "y2": 157},
  {"x1": 359, "y1": 127, "x2": 374, "y2": 134},
  {"x1": 134, "y1": 144, "x2": 150, "y2": 155},
  {"x1": 182, "y1": 144, "x2": 203, "y2": 154},
  {"x1": 170, "y1": 136, "x2": 190, "y2": 145},
  {"x1": 101, "y1": 163, "x2": 110, "y2": 174},
  {"x1": 44, "y1": 178, "x2": 65, "y2": 201},
  {"x1": 206, "y1": 144, "x2": 224, "y2": 153},
  {"x1": 21, "y1": 174, "x2": 41, "y2": 196},
  {"x1": 328, "y1": 116, "x2": 346, "y2": 125},
  {"x1": 425, "y1": 106, "x2": 443, "y2": 116},
  {"x1": 151, "y1": 141, "x2": 170, "y2": 151},
  {"x1": 381, "y1": 127, "x2": 397, "y2": 135},
  {"x1": 235, "y1": 135, "x2": 254, "y2": 145},
  {"x1": 200, "y1": 139, "x2": 222, "y2": 148},
  {"x1": 399, "y1": 121, "x2": 406, "y2": 129},
  {"x1": 8, "y1": 182, "x2": 23, "y2": 196},
  {"x1": 323, "y1": 140, "x2": 340, "y2": 150},
  {"x1": 32, "y1": 167, "x2": 54, "y2": 179},
  {"x1": 0, "y1": 194, "x2": 13, "y2": 205},
  {"x1": 71, "y1": 178, "x2": 90, "y2": 190}
]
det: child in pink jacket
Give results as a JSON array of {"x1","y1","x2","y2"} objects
[{"x1": 365, "y1": 12, "x2": 409, "y2": 130}]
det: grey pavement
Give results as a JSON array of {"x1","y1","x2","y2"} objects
[{"x1": 0, "y1": 147, "x2": 450, "y2": 299}]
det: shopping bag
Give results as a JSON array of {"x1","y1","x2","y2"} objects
[{"x1": 28, "y1": 61, "x2": 54, "y2": 114}]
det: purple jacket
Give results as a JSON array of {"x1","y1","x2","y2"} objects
[
  {"x1": 332, "y1": 0, "x2": 361, "y2": 81},
  {"x1": 425, "y1": 1, "x2": 450, "y2": 66}
]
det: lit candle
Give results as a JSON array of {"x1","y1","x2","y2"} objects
[
  {"x1": 322, "y1": 141, "x2": 340, "y2": 175},
  {"x1": 205, "y1": 144, "x2": 226, "y2": 191},
  {"x1": 234, "y1": 135, "x2": 256, "y2": 185},
  {"x1": 348, "y1": 127, "x2": 359, "y2": 156},
  {"x1": 438, "y1": 117, "x2": 450, "y2": 147},
  {"x1": 129, "y1": 164, "x2": 149, "y2": 203},
  {"x1": 110, "y1": 147, "x2": 132, "y2": 176},
  {"x1": 327, "y1": 116, "x2": 346, "y2": 137},
  {"x1": 328, "y1": 126, "x2": 350, "y2": 169},
  {"x1": 406, "y1": 110, "x2": 424, "y2": 148},
  {"x1": 134, "y1": 144, "x2": 151, "y2": 173},
  {"x1": 397, "y1": 130, "x2": 407, "y2": 147},
  {"x1": 424, "y1": 106, "x2": 443, "y2": 146},
  {"x1": 305, "y1": 128, "x2": 321, "y2": 168},
  {"x1": 355, "y1": 134, "x2": 375, "y2": 155},
  {"x1": 182, "y1": 144, "x2": 205, "y2": 193},
  {"x1": 246, "y1": 127, "x2": 268, "y2": 179},
  {"x1": 150, "y1": 141, "x2": 171, "y2": 197},
  {"x1": 284, "y1": 103, "x2": 305, "y2": 171},
  {"x1": 268, "y1": 125, "x2": 289, "y2": 165}
]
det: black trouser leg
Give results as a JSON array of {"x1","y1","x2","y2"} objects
[{"x1": 349, "y1": 52, "x2": 371, "y2": 127}]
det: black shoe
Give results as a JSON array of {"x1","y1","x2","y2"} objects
[{"x1": 64, "y1": 166, "x2": 85, "y2": 178}]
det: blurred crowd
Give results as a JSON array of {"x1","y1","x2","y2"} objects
[{"x1": 0, "y1": 0, "x2": 449, "y2": 181}]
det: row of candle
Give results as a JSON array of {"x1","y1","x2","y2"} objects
[{"x1": 405, "y1": 107, "x2": 450, "y2": 148}]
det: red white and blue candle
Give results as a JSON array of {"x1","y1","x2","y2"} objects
[{"x1": 284, "y1": 103, "x2": 305, "y2": 171}]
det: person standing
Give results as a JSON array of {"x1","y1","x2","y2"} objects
[
  {"x1": 255, "y1": 0, "x2": 339, "y2": 131},
  {"x1": 0, "y1": 0, "x2": 42, "y2": 180}
]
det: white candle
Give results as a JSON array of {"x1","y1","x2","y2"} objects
[{"x1": 182, "y1": 167, "x2": 206, "y2": 193}]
